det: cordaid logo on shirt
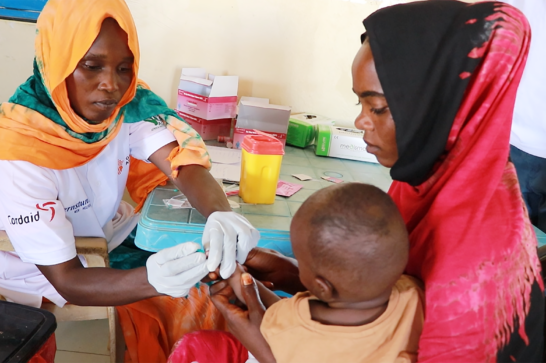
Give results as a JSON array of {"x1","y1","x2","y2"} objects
[
  {"x1": 8, "y1": 211, "x2": 41, "y2": 225},
  {"x1": 8, "y1": 202, "x2": 57, "y2": 225}
]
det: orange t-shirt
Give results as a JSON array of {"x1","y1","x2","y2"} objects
[{"x1": 260, "y1": 275, "x2": 424, "y2": 363}]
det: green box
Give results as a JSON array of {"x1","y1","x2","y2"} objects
[
  {"x1": 315, "y1": 124, "x2": 332, "y2": 156},
  {"x1": 286, "y1": 118, "x2": 315, "y2": 148},
  {"x1": 286, "y1": 113, "x2": 334, "y2": 148}
]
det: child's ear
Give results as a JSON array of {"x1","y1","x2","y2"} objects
[{"x1": 314, "y1": 276, "x2": 334, "y2": 301}]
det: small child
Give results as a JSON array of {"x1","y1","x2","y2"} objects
[
  {"x1": 168, "y1": 182, "x2": 424, "y2": 363},
  {"x1": 234, "y1": 182, "x2": 424, "y2": 363}
]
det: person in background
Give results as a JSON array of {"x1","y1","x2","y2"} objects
[
  {"x1": 501, "y1": 0, "x2": 546, "y2": 233},
  {"x1": 0, "y1": 0, "x2": 259, "y2": 361},
  {"x1": 170, "y1": 183, "x2": 424, "y2": 363},
  {"x1": 205, "y1": 2, "x2": 544, "y2": 362}
]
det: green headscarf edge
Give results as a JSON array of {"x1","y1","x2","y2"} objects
[{"x1": 7, "y1": 59, "x2": 189, "y2": 144}]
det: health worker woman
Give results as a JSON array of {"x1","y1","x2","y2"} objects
[{"x1": 0, "y1": 0, "x2": 258, "y2": 360}]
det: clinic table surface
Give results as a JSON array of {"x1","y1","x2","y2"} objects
[
  {"x1": 133, "y1": 143, "x2": 546, "y2": 250},
  {"x1": 134, "y1": 144, "x2": 391, "y2": 254}
]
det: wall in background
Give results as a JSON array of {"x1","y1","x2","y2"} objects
[
  {"x1": 0, "y1": 20, "x2": 35, "y2": 101},
  {"x1": 0, "y1": 0, "x2": 478, "y2": 126},
  {"x1": 129, "y1": 0, "x2": 390, "y2": 126}
]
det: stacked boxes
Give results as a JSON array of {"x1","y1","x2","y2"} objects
[{"x1": 176, "y1": 68, "x2": 238, "y2": 140}]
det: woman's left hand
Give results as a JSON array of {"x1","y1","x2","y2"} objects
[{"x1": 203, "y1": 211, "x2": 260, "y2": 279}]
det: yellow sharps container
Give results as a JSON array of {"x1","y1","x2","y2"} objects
[{"x1": 239, "y1": 134, "x2": 284, "y2": 204}]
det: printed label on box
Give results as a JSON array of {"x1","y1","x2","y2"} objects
[
  {"x1": 315, "y1": 125, "x2": 378, "y2": 163},
  {"x1": 177, "y1": 69, "x2": 238, "y2": 120}
]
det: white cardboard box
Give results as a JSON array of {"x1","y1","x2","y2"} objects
[
  {"x1": 177, "y1": 68, "x2": 238, "y2": 120},
  {"x1": 233, "y1": 97, "x2": 291, "y2": 149},
  {"x1": 315, "y1": 125, "x2": 378, "y2": 163}
]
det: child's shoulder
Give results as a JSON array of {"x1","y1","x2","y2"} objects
[
  {"x1": 266, "y1": 291, "x2": 313, "y2": 316},
  {"x1": 261, "y1": 292, "x2": 313, "y2": 335}
]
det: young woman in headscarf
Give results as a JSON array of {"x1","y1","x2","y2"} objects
[
  {"x1": 353, "y1": 1, "x2": 543, "y2": 361},
  {"x1": 0, "y1": 0, "x2": 260, "y2": 361},
  {"x1": 194, "y1": 1, "x2": 544, "y2": 362}
]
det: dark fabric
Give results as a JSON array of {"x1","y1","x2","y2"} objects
[
  {"x1": 510, "y1": 145, "x2": 546, "y2": 233},
  {"x1": 497, "y1": 280, "x2": 544, "y2": 363},
  {"x1": 109, "y1": 226, "x2": 153, "y2": 270},
  {"x1": 362, "y1": 0, "x2": 498, "y2": 186}
]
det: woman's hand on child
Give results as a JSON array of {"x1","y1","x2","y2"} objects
[
  {"x1": 202, "y1": 212, "x2": 260, "y2": 279},
  {"x1": 202, "y1": 265, "x2": 275, "y2": 292},
  {"x1": 211, "y1": 273, "x2": 277, "y2": 363},
  {"x1": 244, "y1": 248, "x2": 306, "y2": 295}
]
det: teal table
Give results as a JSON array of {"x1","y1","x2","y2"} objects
[
  {"x1": 227, "y1": 145, "x2": 392, "y2": 231},
  {"x1": 134, "y1": 145, "x2": 392, "y2": 255},
  {"x1": 134, "y1": 144, "x2": 546, "y2": 253}
]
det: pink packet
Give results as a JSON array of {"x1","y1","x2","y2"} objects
[{"x1": 276, "y1": 180, "x2": 303, "y2": 197}]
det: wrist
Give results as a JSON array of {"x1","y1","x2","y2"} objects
[{"x1": 141, "y1": 266, "x2": 164, "y2": 298}]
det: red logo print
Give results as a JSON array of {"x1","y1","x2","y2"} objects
[
  {"x1": 36, "y1": 202, "x2": 56, "y2": 222},
  {"x1": 118, "y1": 160, "x2": 123, "y2": 175}
]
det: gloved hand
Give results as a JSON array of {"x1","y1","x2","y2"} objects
[
  {"x1": 146, "y1": 242, "x2": 209, "y2": 297},
  {"x1": 202, "y1": 211, "x2": 260, "y2": 279}
]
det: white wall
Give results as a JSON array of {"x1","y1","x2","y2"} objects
[
  {"x1": 0, "y1": 0, "x2": 388, "y2": 127},
  {"x1": 0, "y1": 0, "x2": 477, "y2": 126},
  {"x1": 127, "y1": 0, "x2": 391, "y2": 126},
  {"x1": 0, "y1": 20, "x2": 36, "y2": 102}
]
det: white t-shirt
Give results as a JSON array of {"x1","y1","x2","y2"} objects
[
  {"x1": 503, "y1": 0, "x2": 546, "y2": 158},
  {"x1": 0, "y1": 120, "x2": 175, "y2": 306}
]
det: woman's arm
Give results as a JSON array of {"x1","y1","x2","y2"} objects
[
  {"x1": 244, "y1": 248, "x2": 306, "y2": 295},
  {"x1": 37, "y1": 241, "x2": 208, "y2": 306},
  {"x1": 148, "y1": 141, "x2": 231, "y2": 217},
  {"x1": 37, "y1": 257, "x2": 159, "y2": 306}
]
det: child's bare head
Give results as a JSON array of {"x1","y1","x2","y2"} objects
[{"x1": 290, "y1": 183, "x2": 408, "y2": 304}]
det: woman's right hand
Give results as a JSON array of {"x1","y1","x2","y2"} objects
[
  {"x1": 243, "y1": 247, "x2": 305, "y2": 295},
  {"x1": 146, "y1": 242, "x2": 209, "y2": 297}
]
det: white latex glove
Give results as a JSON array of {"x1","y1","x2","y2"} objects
[
  {"x1": 146, "y1": 242, "x2": 209, "y2": 297},
  {"x1": 202, "y1": 211, "x2": 260, "y2": 279}
]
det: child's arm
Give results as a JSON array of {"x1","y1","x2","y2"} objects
[
  {"x1": 211, "y1": 274, "x2": 277, "y2": 363},
  {"x1": 227, "y1": 264, "x2": 281, "y2": 308}
]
